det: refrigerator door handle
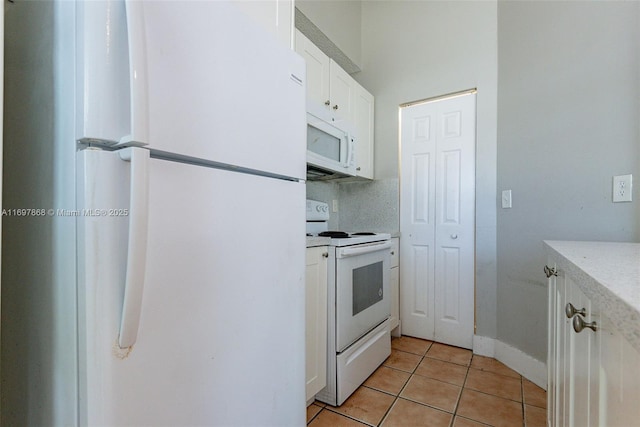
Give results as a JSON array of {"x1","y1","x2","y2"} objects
[
  {"x1": 117, "y1": 147, "x2": 150, "y2": 348},
  {"x1": 116, "y1": 0, "x2": 150, "y2": 148}
]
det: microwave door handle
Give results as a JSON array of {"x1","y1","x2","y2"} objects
[
  {"x1": 339, "y1": 241, "x2": 393, "y2": 258},
  {"x1": 345, "y1": 135, "x2": 354, "y2": 169}
]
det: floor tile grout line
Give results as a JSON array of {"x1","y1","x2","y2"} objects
[
  {"x1": 392, "y1": 341, "x2": 472, "y2": 426},
  {"x1": 521, "y1": 375, "x2": 526, "y2": 427},
  {"x1": 322, "y1": 404, "x2": 375, "y2": 426},
  {"x1": 376, "y1": 342, "x2": 430, "y2": 426},
  {"x1": 376, "y1": 394, "x2": 399, "y2": 426},
  {"x1": 449, "y1": 357, "x2": 472, "y2": 425},
  {"x1": 312, "y1": 338, "x2": 539, "y2": 426}
]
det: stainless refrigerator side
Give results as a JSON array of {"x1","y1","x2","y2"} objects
[{"x1": 77, "y1": 149, "x2": 306, "y2": 426}]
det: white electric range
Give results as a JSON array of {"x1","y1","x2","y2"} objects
[{"x1": 306, "y1": 199, "x2": 392, "y2": 406}]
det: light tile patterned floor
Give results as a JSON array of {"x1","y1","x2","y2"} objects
[{"x1": 307, "y1": 336, "x2": 547, "y2": 427}]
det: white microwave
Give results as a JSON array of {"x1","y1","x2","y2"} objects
[{"x1": 306, "y1": 101, "x2": 356, "y2": 179}]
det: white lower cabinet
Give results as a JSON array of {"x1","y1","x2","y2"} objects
[
  {"x1": 599, "y1": 314, "x2": 640, "y2": 426},
  {"x1": 389, "y1": 238, "x2": 400, "y2": 335},
  {"x1": 547, "y1": 261, "x2": 640, "y2": 426},
  {"x1": 305, "y1": 246, "x2": 328, "y2": 402}
]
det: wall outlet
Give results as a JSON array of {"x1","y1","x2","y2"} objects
[
  {"x1": 332, "y1": 199, "x2": 339, "y2": 212},
  {"x1": 613, "y1": 174, "x2": 632, "y2": 203}
]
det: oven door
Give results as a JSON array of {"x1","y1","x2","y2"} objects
[{"x1": 335, "y1": 240, "x2": 391, "y2": 353}]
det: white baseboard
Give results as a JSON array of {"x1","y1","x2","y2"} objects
[
  {"x1": 472, "y1": 335, "x2": 496, "y2": 357},
  {"x1": 473, "y1": 335, "x2": 547, "y2": 391}
]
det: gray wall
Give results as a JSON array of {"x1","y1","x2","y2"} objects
[
  {"x1": 303, "y1": 1, "x2": 640, "y2": 364},
  {"x1": 296, "y1": 0, "x2": 362, "y2": 68},
  {"x1": 497, "y1": 1, "x2": 640, "y2": 361},
  {"x1": 303, "y1": 0, "x2": 499, "y2": 340},
  {"x1": 358, "y1": 1, "x2": 499, "y2": 340}
]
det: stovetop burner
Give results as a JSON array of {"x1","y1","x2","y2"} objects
[{"x1": 318, "y1": 231, "x2": 350, "y2": 238}]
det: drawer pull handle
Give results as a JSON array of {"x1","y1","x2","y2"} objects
[
  {"x1": 573, "y1": 315, "x2": 597, "y2": 333},
  {"x1": 565, "y1": 303, "x2": 586, "y2": 319}
]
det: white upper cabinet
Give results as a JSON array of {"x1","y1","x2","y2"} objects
[
  {"x1": 234, "y1": 0, "x2": 294, "y2": 48},
  {"x1": 328, "y1": 60, "x2": 355, "y2": 123},
  {"x1": 295, "y1": 30, "x2": 331, "y2": 107},
  {"x1": 353, "y1": 81, "x2": 374, "y2": 179},
  {"x1": 295, "y1": 29, "x2": 375, "y2": 179}
]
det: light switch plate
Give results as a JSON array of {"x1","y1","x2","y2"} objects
[
  {"x1": 501, "y1": 190, "x2": 512, "y2": 209},
  {"x1": 613, "y1": 174, "x2": 632, "y2": 202}
]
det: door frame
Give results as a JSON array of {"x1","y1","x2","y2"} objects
[{"x1": 398, "y1": 89, "x2": 477, "y2": 349}]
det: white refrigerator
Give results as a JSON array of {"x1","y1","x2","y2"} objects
[{"x1": 3, "y1": 1, "x2": 306, "y2": 426}]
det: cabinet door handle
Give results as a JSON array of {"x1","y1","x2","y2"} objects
[
  {"x1": 573, "y1": 315, "x2": 597, "y2": 333},
  {"x1": 322, "y1": 252, "x2": 329, "y2": 258},
  {"x1": 356, "y1": 167, "x2": 361, "y2": 171},
  {"x1": 544, "y1": 265, "x2": 558, "y2": 278},
  {"x1": 325, "y1": 100, "x2": 331, "y2": 106},
  {"x1": 390, "y1": 251, "x2": 395, "y2": 255},
  {"x1": 451, "y1": 234, "x2": 458, "y2": 240},
  {"x1": 333, "y1": 104, "x2": 339, "y2": 110},
  {"x1": 565, "y1": 303, "x2": 586, "y2": 319}
]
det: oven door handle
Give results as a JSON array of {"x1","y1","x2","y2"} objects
[{"x1": 337, "y1": 241, "x2": 393, "y2": 258}]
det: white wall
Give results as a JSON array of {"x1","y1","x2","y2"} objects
[
  {"x1": 497, "y1": 1, "x2": 640, "y2": 362},
  {"x1": 358, "y1": 1, "x2": 499, "y2": 339}
]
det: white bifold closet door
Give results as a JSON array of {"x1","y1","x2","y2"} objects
[{"x1": 399, "y1": 92, "x2": 476, "y2": 349}]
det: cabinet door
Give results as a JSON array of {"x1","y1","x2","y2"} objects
[
  {"x1": 565, "y1": 277, "x2": 599, "y2": 427},
  {"x1": 555, "y1": 269, "x2": 569, "y2": 427},
  {"x1": 294, "y1": 30, "x2": 330, "y2": 108},
  {"x1": 599, "y1": 313, "x2": 640, "y2": 426},
  {"x1": 305, "y1": 246, "x2": 328, "y2": 401},
  {"x1": 389, "y1": 267, "x2": 400, "y2": 333},
  {"x1": 329, "y1": 60, "x2": 355, "y2": 122},
  {"x1": 354, "y1": 81, "x2": 375, "y2": 179},
  {"x1": 547, "y1": 263, "x2": 557, "y2": 427}
]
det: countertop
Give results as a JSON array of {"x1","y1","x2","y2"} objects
[
  {"x1": 544, "y1": 240, "x2": 640, "y2": 353},
  {"x1": 306, "y1": 236, "x2": 331, "y2": 248},
  {"x1": 306, "y1": 233, "x2": 399, "y2": 248}
]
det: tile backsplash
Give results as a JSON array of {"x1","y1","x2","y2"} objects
[{"x1": 306, "y1": 178, "x2": 399, "y2": 233}]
